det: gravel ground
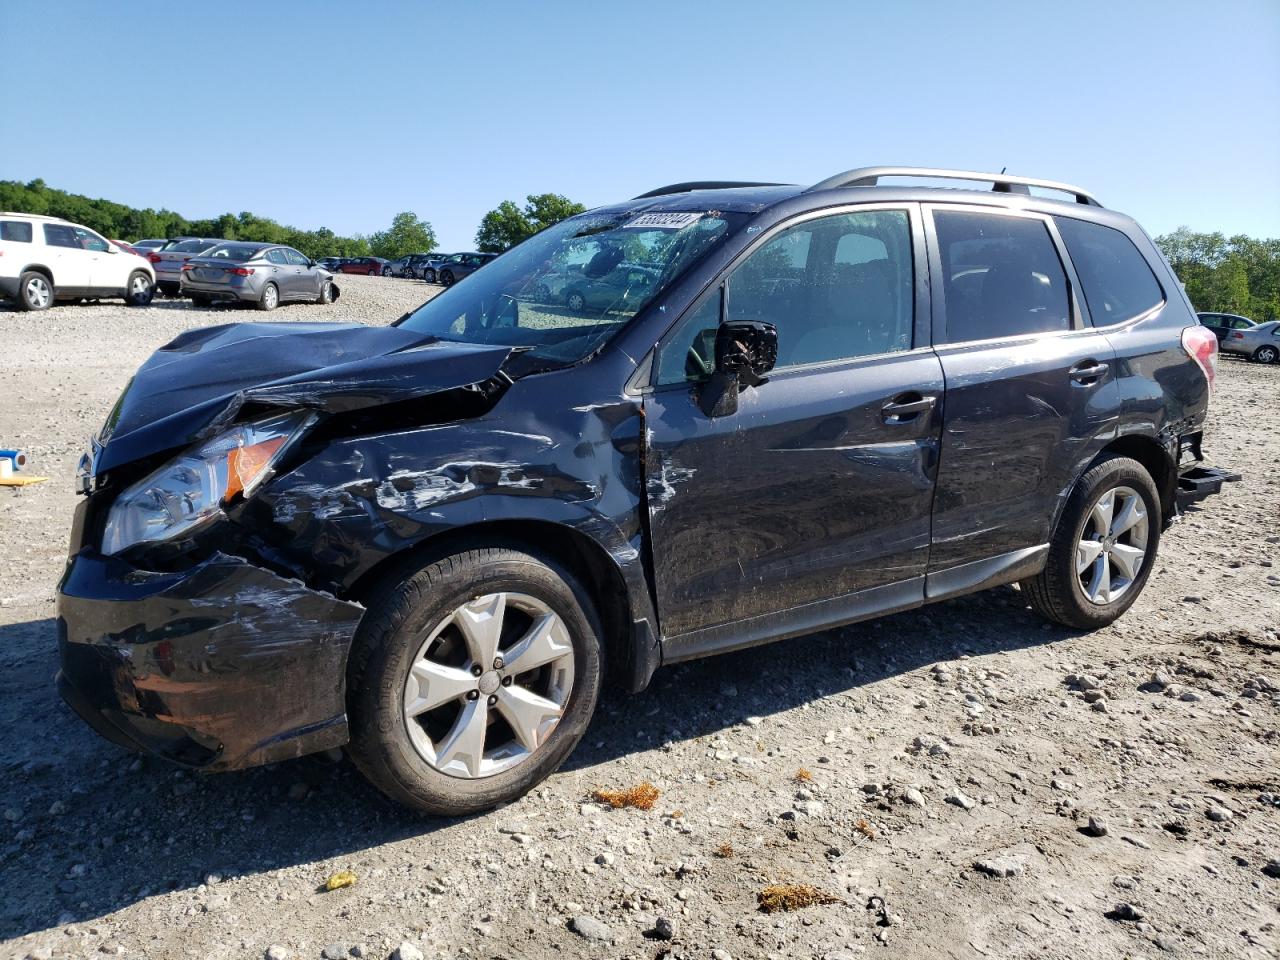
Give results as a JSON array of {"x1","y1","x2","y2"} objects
[{"x1": 1, "y1": 276, "x2": 1278, "y2": 960}]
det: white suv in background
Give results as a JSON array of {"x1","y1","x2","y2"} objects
[{"x1": 0, "y1": 213, "x2": 155, "y2": 311}]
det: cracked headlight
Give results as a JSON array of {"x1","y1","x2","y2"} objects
[{"x1": 101, "y1": 411, "x2": 314, "y2": 556}]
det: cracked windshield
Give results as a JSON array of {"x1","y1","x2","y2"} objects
[{"x1": 398, "y1": 210, "x2": 742, "y2": 367}]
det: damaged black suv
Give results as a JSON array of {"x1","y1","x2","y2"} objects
[{"x1": 58, "y1": 167, "x2": 1236, "y2": 815}]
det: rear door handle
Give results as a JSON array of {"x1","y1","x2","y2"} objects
[
  {"x1": 881, "y1": 394, "x2": 937, "y2": 422},
  {"x1": 1069, "y1": 360, "x2": 1110, "y2": 384}
]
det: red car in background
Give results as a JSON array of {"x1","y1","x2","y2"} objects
[
  {"x1": 337, "y1": 257, "x2": 391, "y2": 276},
  {"x1": 111, "y1": 239, "x2": 145, "y2": 257}
]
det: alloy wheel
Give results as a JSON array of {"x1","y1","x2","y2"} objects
[
  {"x1": 130, "y1": 275, "x2": 150, "y2": 296},
  {"x1": 26, "y1": 276, "x2": 51, "y2": 308},
  {"x1": 403, "y1": 592, "x2": 575, "y2": 779},
  {"x1": 1077, "y1": 485, "x2": 1149, "y2": 604},
  {"x1": 1257, "y1": 346, "x2": 1278, "y2": 364}
]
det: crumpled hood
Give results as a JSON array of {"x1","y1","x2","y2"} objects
[{"x1": 95, "y1": 322, "x2": 513, "y2": 473}]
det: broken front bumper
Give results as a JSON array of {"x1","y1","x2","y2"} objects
[
  {"x1": 56, "y1": 549, "x2": 364, "y2": 771},
  {"x1": 1176, "y1": 465, "x2": 1241, "y2": 510}
]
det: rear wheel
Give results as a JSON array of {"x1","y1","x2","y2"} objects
[
  {"x1": 1254, "y1": 344, "x2": 1279, "y2": 364},
  {"x1": 258, "y1": 282, "x2": 279, "y2": 312},
  {"x1": 424, "y1": 268, "x2": 436, "y2": 283},
  {"x1": 1020, "y1": 455, "x2": 1161, "y2": 630},
  {"x1": 124, "y1": 270, "x2": 154, "y2": 307},
  {"x1": 18, "y1": 271, "x2": 53, "y2": 311},
  {"x1": 440, "y1": 270, "x2": 455, "y2": 287},
  {"x1": 566, "y1": 290, "x2": 586, "y2": 312},
  {"x1": 346, "y1": 546, "x2": 603, "y2": 815},
  {"x1": 382, "y1": 266, "x2": 392, "y2": 277}
]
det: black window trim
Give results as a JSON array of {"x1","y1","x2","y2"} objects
[
  {"x1": 645, "y1": 201, "x2": 931, "y2": 392},
  {"x1": 922, "y1": 201, "x2": 1088, "y2": 350},
  {"x1": 1052, "y1": 213, "x2": 1168, "y2": 332}
]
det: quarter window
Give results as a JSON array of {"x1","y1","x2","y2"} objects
[
  {"x1": 266, "y1": 248, "x2": 289, "y2": 265},
  {"x1": 1056, "y1": 217, "x2": 1163, "y2": 325},
  {"x1": 0, "y1": 221, "x2": 33, "y2": 242},
  {"x1": 934, "y1": 211, "x2": 1071, "y2": 342}
]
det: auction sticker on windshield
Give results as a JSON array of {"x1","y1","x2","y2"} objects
[{"x1": 623, "y1": 212, "x2": 704, "y2": 230}]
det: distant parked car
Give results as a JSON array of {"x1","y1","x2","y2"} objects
[
  {"x1": 338, "y1": 257, "x2": 391, "y2": 276},
  {"x1": 149, "y1": 238, "x2": 222, "y2": 296},
  {"x1": 401, "y1": 253, "x2": 438, "y2": 279},
  {"x1": 314, "y1": 257, "x2": 345, "y2": 271},
  {"x1": 0, "y1": 212, "x2": 154, "y2": 310},
  {"x1": 131, "y1": 238, "x2": 167, "y2": 254},
  {"x1": 387, "y1": 255, "x2": 431, "y2": 278},
  {"x1": 434, "y1": 252, "x2": 497, "y2": 286},
  {"x1": 180, "y1": 241, "x2": 338, "y2": 310},
  {"x1": 1197, "y1": 312, "x2": 1256, "y2": 345},
  {"x1": 111, "y1": 239, "x2": 145, "y2": 257},
  {"x1": 540, "y1": 259, "x2": 661, "y2": 312},
  {"x1": 419, "y1": 253, "x2": 453, "y2": 283},
  {"x1": 1219, "y1": 319, "x2": 1280, "y2": 364}
]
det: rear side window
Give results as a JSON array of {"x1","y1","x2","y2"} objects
[
  {"x1": 1055, "y1": 217, "x2": 1163, "y2": 325},
  {"x1": 934, "y1": 211, "x2": 1070, "y2": 343},
  {"x1": 0, "y1": 221, "x2": 33, "y2": 242},
  {"x1": 43, "y1": 224, "x2": 80, "y2": 248},
  {"x1": 266, "y1": 248, "x2": 289, "y2": 265}
]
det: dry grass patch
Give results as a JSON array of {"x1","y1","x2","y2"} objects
[
  {"x1": 591, "y1": 782, "x2": 661, "y2": 810},
  {"x1": 757, "y1": 883, "x2": 843, "y2": 913},
  {"x1": 714, "y1": 842, "x2": 735, "y2": 858},
  {"x1": 793, "y1": 768, "x2": 813, "y2": 783},
  {"x1": 854, "y1": 818, "x2": 876, "y2": 839}
]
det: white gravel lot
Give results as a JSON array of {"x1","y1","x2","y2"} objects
[{"x1": 1, "y1": 275, "x2": 1278, "y2": 960}]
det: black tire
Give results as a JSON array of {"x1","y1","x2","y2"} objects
[
  {"x1": 346, "y1": 545, "x2": 603, "y2": 816},
  {"x1": 382, "y1": 266, "x2": 392, "y2": 277},
  {"x1": 424, "y1": 268, "x2": 436, "y2": 284},
  {"x1": 566, "y1": 289, "x2": 586, "y2": 312},
  {"x1": 17, "y1": 271, "x2": 54, "y2": 311},
  {"x1": 1020, "y1": 454, "x2": 1161, "y2": 630},
  {"x1": 440, "y1": 270, "x2": 455, "y2": 287},
  {"x1": 124, "y1": 270, "x2": 154, "y2": 307},
  {"x1": 190, "y1": 294, "x2": 212, "y2": 308},
  {"x1": 257, "y1": 282, "x2": 279, "y2": 312},
  {"x1": 318, "y1": 281, "x2": 336, "y2": 304},
  {"x1": 1254, "y1": 344, "x2": 1279, "y2": 364}
]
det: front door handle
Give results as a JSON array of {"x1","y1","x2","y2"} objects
[
  {"x1": 1070, "y1": 360, "x2": 1110, "y2": 384},
  {"x1": 881, "y1": 394, "x2": 938, "y2": 422}
]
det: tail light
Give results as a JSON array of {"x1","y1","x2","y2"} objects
[
  {"x1": 181, "y1": 262, "x2": 195, "y2": 272},
  {"x1": 1181, "y1": 325, "x2": 1219, "y2": 396},
  {"x1": 1230, "y1": 331, "x2": 1245, "y2": 339},
  {"x1": 227, "y1": 267, "x2": 254, "y2": 276},
  {"x1": 147, "y1": 252, "x2": 162, "y2": 264}
]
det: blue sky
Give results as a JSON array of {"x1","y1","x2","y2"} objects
[{"x1": 3, "y1": 0, "x2": 1277, "y2": 250}]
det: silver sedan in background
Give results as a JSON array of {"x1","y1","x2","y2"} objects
[
  {"x1": 180, "y1": 241, "x2": 339, "y2": 311},
  {"x1": 1220, "y1": 319, "x2": 1280, "y2": 364}
]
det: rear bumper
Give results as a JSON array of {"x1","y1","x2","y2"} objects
[
  {"x1": 180, "y1": 281, "x2": 258, "y2": 302},
  {"x1": 1176, "y1": 465, "x2": 1241, "y2": 509},
  {"x1": 57, "y1": 549, "x2": 364, "y2": 771}
]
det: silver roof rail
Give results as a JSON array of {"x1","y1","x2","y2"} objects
[
  {"x1": 806, "y1": 166, "x2": 1102, "y2": 207},
  {"x1": 633, "y1": 181, "x2": 785, "y2": 199}
]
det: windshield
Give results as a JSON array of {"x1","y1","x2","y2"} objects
[{"x1": 398, "y1": 209, "x2": 743, "y2": 367}]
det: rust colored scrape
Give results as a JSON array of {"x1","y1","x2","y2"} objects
[
  {"x1": 591, "y1": 782, "x2": 661, "y2": 810},
  {"x1": 757, "y1": 883, "x2": 843, "y2": 913}
]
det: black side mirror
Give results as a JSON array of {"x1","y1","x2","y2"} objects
[{"x1": 698, "y1": 320, "x2": 778, "y2": 418}]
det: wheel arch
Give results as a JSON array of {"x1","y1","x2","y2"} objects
[
  {"x1": 20, "y1": 263, "x2": 55, "y2": 284},
  {"x1": 346, "y1": 518, "x2": 642, "y2": 692},
  {"x1": 1080, "y1": 435, "x2": 1176, "y2": 527}
]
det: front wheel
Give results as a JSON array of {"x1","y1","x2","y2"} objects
[
  {"x1": 346, "y1": 546, "x2": 603, "y2": 816},
  {"x1": 124, "y1": 270, "x2": 154, "y2": 307},
  {"x1": 423, "y1": 269, "x2": 436, "y2": 283},
  {"x1": 1254, "y1": 345, "x2": 1279, "y2": 364},
  {"x1": 318, "y1": 281, "x2": 336, "y2": 304},
  {"x1": 1020, "y1": 455, "x2": 1161, "y2": 630}
]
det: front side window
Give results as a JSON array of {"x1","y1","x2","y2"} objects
[
  {"x1": 656, "y1": 209, "x2": 914, "y2": 382},
  {"x1": 284, "y1": 248, "x2": 310, "y2": 266},
  {"x1": 72, "y1": 228, "x2": 110, "y2": 252},
  {"x1": 0, "y1": 221, "x2": 33, "y2": 242},
  {"x1": 398, "y1": 209, "x2": 744, "y2": 370},
  {"x1": 1055, "y1": 217, "x2": 1163, "y2": 325},
  {"x1": 935, "y1": 211, "x2": 1071, "y2": 343}
]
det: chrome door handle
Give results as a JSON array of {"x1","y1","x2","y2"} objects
[
  {"x1": 1070, "y1": 361, "x2": 1110, "y2": 383},
  {"x1": 881, "y1": 395, "x2": 937, "y2": 422}
]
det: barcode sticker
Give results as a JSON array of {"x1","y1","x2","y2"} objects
[{"x1": 623, "y1": 212, "x2": 704, "y2": 230}]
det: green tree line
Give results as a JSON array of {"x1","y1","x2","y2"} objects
[
  {"x1": 0, "y1": 179, "x2": 442, "y2": 261},
  {"x1": 1155, "y1": 227, "x2": 1280, "y2": 321}
]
